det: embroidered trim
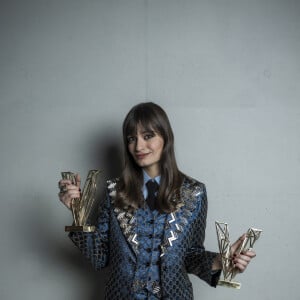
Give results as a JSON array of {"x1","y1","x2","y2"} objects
[
  {"x1": 108, "y1": 179, "x2": 139, "y2": 255},
  {"x1": 107, "y1": 176, "x2": 204, "y2": 258},
  {"x1": 160, "y1": 176, "x2": 202, "y2": 257}
]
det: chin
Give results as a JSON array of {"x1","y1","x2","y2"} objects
[
  {"x1": 137, "y1": 162, "x2": 148, "y2": 168},
  {"x1": 134, "y1": 160, "x2": 145, "y2": 167}
]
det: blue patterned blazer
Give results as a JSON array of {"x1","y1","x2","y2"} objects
[{"x1": 69, "y1": 175, "x2": 220, "y2": 299}]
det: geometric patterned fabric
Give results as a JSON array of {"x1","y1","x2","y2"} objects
[
  {"x1": 69, "y1": 175, "x2": 221, "y2": 299},
  {"x1": 133, "y1": 206, "x2": 167, "y2": 299}
]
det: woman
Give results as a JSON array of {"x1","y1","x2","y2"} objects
[{"x1": 58, "y1": 102, "x2": 256, "y2": 299}]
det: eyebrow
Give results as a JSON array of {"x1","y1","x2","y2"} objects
[{"x1": 141, "y1": 130, "x2": 155, "y2": 134}]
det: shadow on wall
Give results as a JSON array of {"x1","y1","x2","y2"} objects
[
  {"x1": 17, "y1": 131, "x2": 123, "y2": 300},
  {"x1": 89, "y1": 132, "x2": 123, "y2": 178},
  {"x1": 80, "y1": 131, "x2": 124, "y2": 300},
  {"x1": 87, "y1": 130, "x2": 123, "y2": 222}
]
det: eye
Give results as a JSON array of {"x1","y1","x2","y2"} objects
[
  {"x1": 144, "y1": 132, "x2": 155, "y2": 140},
  {"x1": 127, "y1": 136, "x2": 136, "y2": 144}
]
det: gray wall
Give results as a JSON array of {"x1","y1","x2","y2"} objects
[{"x1": 1, "y1": 0, "x2": 299, "y2": 299}]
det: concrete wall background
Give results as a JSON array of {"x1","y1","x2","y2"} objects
[{"x1": 1, "y1": 0, "x2": 299, "y2": 299}]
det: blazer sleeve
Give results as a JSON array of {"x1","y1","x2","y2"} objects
[
  {"x1": 68, "y1": 190, "x2": 110, "y2": 271},
  {"x1": 184, "y1": 184, "x2": 221, "y2": 287}
]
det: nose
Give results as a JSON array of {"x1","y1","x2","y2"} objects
[{"x1": 135, "y1": 137, "x2": 145, "y2": 152}]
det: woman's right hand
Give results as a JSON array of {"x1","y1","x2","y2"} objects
[{"x1": 58, "y1": 173, "x2": 81, "y2": 210}]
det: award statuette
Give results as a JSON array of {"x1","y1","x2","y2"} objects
[
  {"x1": 61, "y1": 170, "x2": 101, "y2": 233},
  {"x1": 215, "y1": 221, "x2": 262, "y2": 289}
]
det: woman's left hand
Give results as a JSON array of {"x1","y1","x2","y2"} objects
[{"x1": 230, "y1": 234, "x2": 256, "y2": 273}]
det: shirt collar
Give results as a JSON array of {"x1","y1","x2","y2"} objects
[
  {"x1": 143, "y1": 169, "x2": 161, "y2": 185},
  {"x1": 142, "y1": 170, "x2": 161, "y2": 200}
]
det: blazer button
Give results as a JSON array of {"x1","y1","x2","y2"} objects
[
  {"x1": 146, "y1": 262, "x2": 151, "y2": 267},
  {"x1": 148, "y1": 234, "x2": 153, "y2": 238},
  {"x1": 146, "y1": 248, "x2": 151, "y2": 253}
]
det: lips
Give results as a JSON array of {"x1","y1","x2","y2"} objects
[{"x1": 135, "y1": 153, "x2": 149, "y2": 160}]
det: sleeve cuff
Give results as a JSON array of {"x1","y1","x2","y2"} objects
[{"x1": 211, "y1": 269, "x2": 222, "y2": 287}]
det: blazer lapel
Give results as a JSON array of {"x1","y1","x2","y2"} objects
[
  {"x1": 160, "y1": 177, "x2": 200, "y2": 257},
  {"x1": 114, "y1": 207, "x2": 139, "y2": 256},
  {"x1": 107, "y1": 179, "x2": 139, "y2": 257}
]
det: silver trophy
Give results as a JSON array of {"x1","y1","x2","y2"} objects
[{"x1": 215, "y1": 221, "x2": 262, "y2": 289}]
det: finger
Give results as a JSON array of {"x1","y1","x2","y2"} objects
[
  {"x1": 58, "y1": 185, "x2": 80, "y2": 199},
  {"x1": 67, "y1": 190, "x2": 81, "y2": 199},
  {"x1": 232, "y1": 258, "x2": 248, "y2": 272},
  {"x1": 242, "y1": 250, "x2": 256, "y2": 258},
  {"x1": 67, "y1": 185, "x2": 80, "y2": 192},
  {"x1": 58, "y1": 179, "x2": 72, "y2": 188},
  {"x1": 58, "y1": 193, "x2": 72, "y2": 209},
  {"x1": 233, "y1": 253, "x2": 253, "y2": 272},
  {"x1": 59, "y1": 190, "x2": 80, "y2": 208},
  {"x1": 231, "y1": 233, "x2": 247, "y2": 254},
  {"x1": 233, "y1": 261, "x2": 247, "y2": 272},
  {"x1": 59, "y1": 184, "x2": 80, "y2": 196},
  {"x1": 235, "y1": 253, "x2": 251, "y2": 263},
  {"x1": 232, "y1": 234, "x2": 246, "y2": 247},
  {"x1": 60, "y1": 189, "x2": 80, "y2": 199}
]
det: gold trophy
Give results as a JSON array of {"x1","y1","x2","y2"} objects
[
  {"x1": 61, "y1": 170, "x2": 101, "y2": 232},
  {"x1": 215, "y1": 221, "x2": 262, "y2": 289}
]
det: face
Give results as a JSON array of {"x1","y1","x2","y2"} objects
[{"x1": 127, "y1": 124, "x2": 164, "y2": 178}]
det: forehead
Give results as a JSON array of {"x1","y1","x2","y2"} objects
[
  {"x1": 136, "y1": 123, "x2": 154, "y2": 133},
  {"x1": 127, "y1": 122, "x2": 154, "y2": 135}
]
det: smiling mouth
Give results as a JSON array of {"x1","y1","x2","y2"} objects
[{"x1": 135, "y1": 153, "x2": 149, "y2": 160}]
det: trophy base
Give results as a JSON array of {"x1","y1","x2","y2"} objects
[
  {"x1": 65, "y1": 225, "x2": 96, "y2": 232},
  {"x1": 218, "y1": 280, "x2": 241, "y2": 289}
]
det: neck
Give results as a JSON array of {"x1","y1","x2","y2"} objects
[{"x1": 143, "y1": 166, "x2": 160, "y2": 179}]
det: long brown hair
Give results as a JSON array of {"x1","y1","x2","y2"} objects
[{"x1": 115, "y1": 102, "x2": 183, "y2": 213}]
